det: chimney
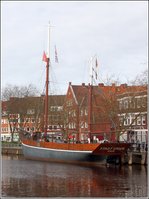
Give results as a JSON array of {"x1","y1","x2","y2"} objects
[
  {"x1": 69, "y1": 82, "x2": 72, "y2": 86},
  {"x1": 82, "y1": 83, "x2": 85, "y2": 86},
  {"x1": 98, "y1": 83, "x2": 104, "y2": 87},
  {"x1": 9, "y1": 97, "x2": 17, "y2": 101},
  {"x1": 120, "y1": 83, "x2": 127, "y2": 88}
]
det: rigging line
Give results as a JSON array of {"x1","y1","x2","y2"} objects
[
  {"x1": 37, "y1": 25, "x2": 49, "y2": 95},
  {"x1": 90, "y1": 62, "x2": 120, "y2": 129},
  {"x1": 82, "y1": 59, "x2": 89, "y2": 83},
  {"x1": 49, "y1": 64, "x2": 64, "y2": 95},
  {"x1": 42, "y1": 83, "x2": 46, "y2": 95},
  {"x1": 97, "y1": 71, "x2": 120, "y2": 86},
  {"x1": 36, "y1": 64, "x2": 46, "y2": 92}
]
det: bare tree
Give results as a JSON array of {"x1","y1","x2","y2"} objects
[
  {"x1": 101, "y1": 74, "x2": 121, "y2": 86},
  {"x1": 2, "y1": 84, "x2": 39, "y2": 101},
  {"x1": 2, "y1": 84, "x2": 41, "y2": 141},
  {"x1": 129, "y1": 69, "x2": 148, "y2": 86},
  {"x1": 91, "y1": 82, "x2": 147, "y2": 142}
]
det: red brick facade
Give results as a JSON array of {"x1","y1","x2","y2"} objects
[
  {"x1": 1, "y1": 83, "x2": 147, "y2": 143},
  {"x1": 63, "y1": 83, "x2": 147, "y2": 142}
]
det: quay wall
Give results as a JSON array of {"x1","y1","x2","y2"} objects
[
  {"x1": 127, "y1": 151, "x2": 147, "y2": 165},
  {"x1": 2, "y1": 147, "x2": 23, "y2": 155},
  {"x1": 2, "y1": 143, "x2": 23, "y2": 155}
]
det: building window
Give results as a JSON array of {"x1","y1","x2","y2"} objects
[
  {"x1": 130, "y1": 99, "x2": 135, "y2": 109},
  {"x1": 57, "y1": 106, "x2": 63, "y2": 111},
  {"x1": 80, "y1": 121, "x2": 84, "y2": 128},
  {"x1": 142, "y1": 116, "x2": 146, "y2": 125},
  {"x1": 84, "y1": 109, "x2": 88, "y2": 116},
  {"x1": 67, "y1": 100, "x2": 72, "y2": 107},
  {"x1": 50, "y1": 106, "x2": 61, "y2": 111},
  {"x1": 27, "y1": 109, "x2": 35, "y2": 114},
  {"x1": 69, "y1": 123, "x2": 73, "y2": 129},
  {"x1": 124, "y1": 117, "x2": 129, "y2": 126},
  {"x1": 127, "y1": 118, "x2": 130, "y2": 125},
  {"x1": 142, "y1": 97, "x2": 147, "y2": 108},
  {"x1": 1, "y1": 119, "x2": 6, "y2": 124},
  {"x1": 119, "y1": 101, "x2": 123, "y2": 110},
  {"x1": 48, "y1": 125, "x2": 52, "y2": 129},
  {"x1": 54, "y1": 126, "x2": 57, "y2": 129},
  {"x1": 137, "y1": 117, "x2": 141, "y2": 125},
  {"x1": 25, "y1": 118, "x2": 30, "y2": 123},
  {"x1": 70, "y1": 123, "x2": 76, "y2": 129},
  {"x1": 137, "y1": 98, "x2": 141, "y2": 108},
  {"x1": 85, "y1": 122, "x2": 88, "y2": 128},
  {"x1": 82, "y1": 123, "x2": 84, "y2": 128},
  {"x1": 31, "y1": 118, "x2": 35, "y2": 123},
  {"x1": 31, "y1": 127, "x2": 35, "y2": 131},
  {"x1": 131, "y1": 114, "x2": 136, "y2": 125},
  {"x1": 119, "y1": 117, "x2": 123, "y2": 126},
  {"x1": 80, "y1": 109, "x2": 83, "y2": 116},
  {"x1": 72, "y1": 110, "x2": 76, "y2": 117},
  {"x1": 124, "y1": 100, "x2": 128, "y2": 109}
]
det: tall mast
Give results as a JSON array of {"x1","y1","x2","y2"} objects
[
  {"x1": 88, "y1": 57, "x2": 93, "y2": 141},
  {"x1": 44, "y1": 22, "x2": 50, "y2": 136},
  {"x1": 88, "y1": 83, "x2": 92, "y2": 141}
]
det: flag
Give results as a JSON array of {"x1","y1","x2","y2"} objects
[
  {"x1": 42, "y1": 51, "x2": 47, "y2": 62},
  {"x1": 95, "y1": 58, "x2": 98, "y2": 79},
  {"x1": 95, "y1": 58, "x2": 98, "y2": 68},
  {"x1": 95, "y1": 72, "x2": 97, "y2": 80},
  {"x1": 55, "y1": 45, "x2": 58, "y2": 63}
]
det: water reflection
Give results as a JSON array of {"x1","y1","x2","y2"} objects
[{"x1": 2, "y1": 155, "x2": 147, "y2": 197}]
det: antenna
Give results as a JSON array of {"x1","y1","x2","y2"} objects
[
  {"x1": 89, "y1": 55, "x2": 98, "y2": 85},
  {"x1": 89, "y1": 57, "x2": 93, "y2": 85},
  {"x1": 47, "y1": 21, "x2": 50, "y2": 58}
]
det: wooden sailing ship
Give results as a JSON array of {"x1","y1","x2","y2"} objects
[{"x1": 21, "y1": 23, "x2": 131, "y2": 165}]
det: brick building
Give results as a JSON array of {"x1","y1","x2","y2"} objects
[
  {"x1": 1, "y1": 83, "x2": 147, "y2": 143},
  {"x1": 117, "y1": 88, "x2": 147, "y2": 144},
  {"x1": 63, "y1": 82, "x2": 148, "y2": 143},
  {"x1": 1, "y1": 95, "x2": 65, "y2": 141}
]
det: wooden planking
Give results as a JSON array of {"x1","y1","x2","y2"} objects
[{"x1": 22, "y1": 139, "x2": 99, "y2": 151}]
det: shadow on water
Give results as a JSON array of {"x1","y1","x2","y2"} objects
[{"x1": 2, "y1": 154, "x2": 148, "y2": 197}]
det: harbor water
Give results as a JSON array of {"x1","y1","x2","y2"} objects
[{"x1": 1, "y1": 154, "x2": 148, "y2": 197}]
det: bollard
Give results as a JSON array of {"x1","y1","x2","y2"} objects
[
  {"x1": 16, "y1": 149, "x2": 19, "y2": 155},
  {"x1": 128, "y1": 152, "x2": 132, "y2": 165},
  {"x1": 141, "y1": 152, "x2": 146, "y2": 165},
  {"x1": 121, "y1": 155, "x2": 125, "y2": 165}
]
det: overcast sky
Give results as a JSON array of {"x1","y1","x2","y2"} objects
[{"x1": 1, "y1": 1, "x2": 148, "y2": 94}]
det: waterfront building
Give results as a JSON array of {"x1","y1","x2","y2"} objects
[
  {"x1": 1, "y1": 83, "x2": 147, "y2": 144},
  {"x1": 117, "y1": 88, "x2": 147, "y2": 144},
  {"x1": 63, "y1": 82, "x2": 147, "y2": 143},
  {"x1": 1, "y1": 95, "x2": 65, "y2": 141}
]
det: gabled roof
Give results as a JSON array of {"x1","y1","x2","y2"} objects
[
  {"x1": 68, "y1": 82, "x2": 147, "y2": 107},
  {"x1": 71, "y1": 84, "x2": 89, "y2": 106}
]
